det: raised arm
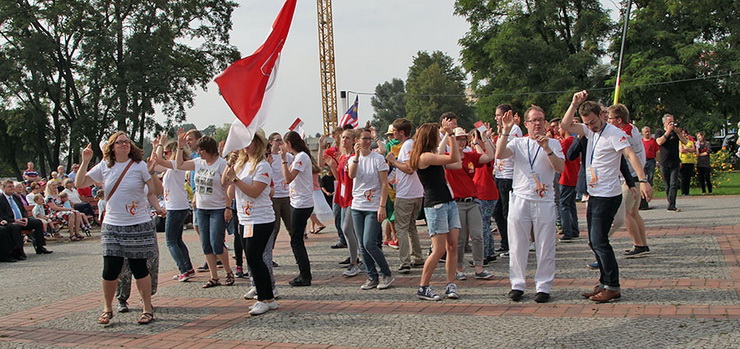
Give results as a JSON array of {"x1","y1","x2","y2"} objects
[
  {"x1": 495, "y1": 110, "x2": 516, "y2": 159},
  {"x1": 75, "y1": 144, "x2": 97, "y2": 188},
  {"x1": 561, "y1": 90, "x2": 588, "y2": 136},
  {"x1": 348, "y1": 143, "x2": 361, "y2": 179},
  {"x1": 175, "y1": 128, "x2": 195, "y2": 171}
]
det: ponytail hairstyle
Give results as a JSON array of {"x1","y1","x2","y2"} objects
[
  {"x1": 408, "y1": 123, "x2": 440, "y2": 171},
  {"x1": 284, "y1": 131, "x2": 320, "y2": 173}
]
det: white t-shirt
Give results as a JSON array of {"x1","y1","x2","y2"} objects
[
  {"x1": 235, "y1": 160, "x2": 275, "y2": 225},
  {"x1": 622, "y1": 123, "x2": 646, "y2": 177},
  {"x1": 193, "y1": 157, "x2": 228, "y2": 209},
  {"x1": 87, "y1": 160, "x2": 152, "y2": 225},
  {"x1": 395, "y1": 139, "x2": 424, "y2": 199},
  {"x1": 163, "y1": 160, "x2": 190, "y2": 211},
  {"x1": 506, "y1": 137, "x2": 564, "y2": 201},
  {"x1": 289, "y1": 152, "x2": 314, "y2": 209},
  {"x1": 581, "y1": 123, "x2": 631, "y2": 197},
  {"x1": 495, "y1": 124, "x2": 523, "y2": 179},
  {"x1": 352, "y1": 152, "x2": 389, "y2": 211},
  {"x1": 62, "y1": 188, "x2": 83, "y2": 204},
  {"x1": 270, "y1": 153, "x2": 292, "y2": 199}
]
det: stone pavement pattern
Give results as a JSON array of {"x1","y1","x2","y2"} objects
[{"x1": 0, "y1": 195, "x2": 738, "y2": 348}]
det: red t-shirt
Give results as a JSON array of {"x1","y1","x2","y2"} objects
[
  {"x1": 642, "y1": 138, "x2": 659, "y2": 160},
  {"x1": 336, "y1": 154, "x2": 354, "y2": 208},
  {"x1": 445, "y1": 152, "x2": 483, "y2": 199},
  {"x1": 559, "y1": 136, "x2": 580, "y2": 186},
  {"x1": 473, "y1": 162, "x2": 499, "y2": 201}
]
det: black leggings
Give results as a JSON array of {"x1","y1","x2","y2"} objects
[
  {"x1": 103, "y1": 256, "x2": 149, "y2": 281},
  {"x1": 234, "y1": 223, "x2": 245, "y2": 267},
  {"x1": 290, "y1": 206, "x2": 313, "y2": 279},
  {"x1": 244, "y1": 222, "x2": 276, "y2": 300}
]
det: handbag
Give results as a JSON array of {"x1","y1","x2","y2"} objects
[{"x1": 100, "y1": 160, "x2": 135, "y2": 222}]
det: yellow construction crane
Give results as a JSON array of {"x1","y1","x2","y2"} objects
[{"x1": 316, "y1": 0, "x2": 338, "y2": 135}]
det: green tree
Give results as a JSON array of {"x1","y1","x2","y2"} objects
[
  {"x1": 213, "y1": 123, "x2": 231, "y2": 143},
  {"x1": 370, "y1": 78, "x2": 406, "y2": 131},
  {"x1": 609, "y1": 0, "x2": 740, "y2": 133},
  {"x1": 405, "y1": 51, "x2": 473, "y2": 127},
  {"x1": 455, "y1": 0, "x2": 613, "y2": 119}
]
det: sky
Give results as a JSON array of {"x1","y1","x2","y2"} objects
[{"x1": 173, "y1": 0, "x2": 620, "y2": 137}]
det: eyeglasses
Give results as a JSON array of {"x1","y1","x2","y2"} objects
[
  {"x1": 360, "y1": 137, "x2": 373, "y2": 141},
  {"x1": 526, "y1": 118, "x2": 546, "y2": 124},
  {"x1": 115, "y1": 140, "x2": 131, "y2": 145}
]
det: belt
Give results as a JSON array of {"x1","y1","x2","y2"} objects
[{"x1": 454, "y1": 197, "x2": 475, "y2": 202}]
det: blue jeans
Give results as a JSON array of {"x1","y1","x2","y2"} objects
[
  {"x1": 587, "y1": 195, "x2": 622, "y2": 290},
  {"x1": 424, "y1": 201, "x2": 461, "y2": 236},
  {"x1": 195, "y1": 208, "x2": 226, "y2": 255},
  {"x1": 165, "y1": 209, "x2": 193, "y2": 274},
  {"x1": 333, "y1": 202, "x2": 346, "y2": 245},
  {"x1": 477, "y1": 199, "x2": 496, "y2": 258},
  {"x1": 559, "y1": 185, "x2": 579, "y2": 238},
  {"x1": 351, "y1": 209, "x2": 391, "y2": 281}
]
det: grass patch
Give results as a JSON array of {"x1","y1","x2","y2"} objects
[{"x1": 652, "y1": 170, "x2": 740, "y2": 198}]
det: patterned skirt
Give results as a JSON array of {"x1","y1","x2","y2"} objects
[{"x1": 101, "y1": 220, "x2": 158, "y2": 259}]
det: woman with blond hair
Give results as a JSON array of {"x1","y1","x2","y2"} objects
[
  {"x1": 75, "y1": 131, "x2": 164, "y2": 325},
  {"x1": 44, "y1": 179, "x2": 86, "y2": 240},
  {"x1": 408, "y1": 119, "x2": 461, "y2": 301},
  {"x1": 224, "y1": 130, "x2": 278, "y2": 315}
]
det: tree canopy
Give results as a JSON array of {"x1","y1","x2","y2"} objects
[{"x1": 370, "y1": 78, "x2": 406, "y2": 131}]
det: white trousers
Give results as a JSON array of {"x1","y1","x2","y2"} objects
[{"x1": 507, "y1": 194, "x2": 557, "y2": 294}]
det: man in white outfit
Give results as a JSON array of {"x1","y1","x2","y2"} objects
[{"x1": 495, "y1": 106, "x2": 564, "y2": 303}]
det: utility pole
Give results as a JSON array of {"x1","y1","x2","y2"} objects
[{"x1": 613, "y1": 0, "x2": 633, "y2": 105}]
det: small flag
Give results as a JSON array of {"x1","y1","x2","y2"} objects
[
  {"x1": 339, "y1": 96, "x2": 359, "y2": 129},
  {"x1": 289, "y1": 117, "x2": 306, "y2": 139},
  {"x1": 474, "y1": 121, "x2": 487, "y2": 133}
]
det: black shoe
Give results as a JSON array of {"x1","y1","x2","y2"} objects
[
  {"x1": 196, "y1": 262, "x2": 209, "y2": 272},
  {"x1": 0, "y1": 257, "x2": 18, "y2": 263},
  {"x1": 508, "y1": 289, "x2": 524, "y2": 301},
  {"x1": 558, "y1": 236, "x2": 574, "y2": 243},
  {"x1": 464, "y1": 244, "x2": 472, "y2": 253},
  {"x1": 469, "y1": 259, "x2": 489, "y2": 267},
  {"x1": 534, "y1": 292, "x2": 551, "y2": 303},
  {"x1": 14, "y1": 251, "x2": 27, "y2": 260},
  {"x1": 398, "y1": 265, "x2": 411, "y2": 274},
  {"x1": 216, "y1": 260, "x2": 223, "y2": 268},
  {"x1": 36, "y1": 247, "x2": 53, "y2": 254},
  {"x1": 339, "y1": 257, "x2": 351, "y2": 265},
  {"x1": 289, "y1": 276, "x2": 311, "y2": 287},
  {"x1": 484, "y1": 255, "x2": 497, "y2": 263},
  {"x1": 272, "y1": 261, "x2": 279, "y2": 267},
  {"x1": 411, "y1": 260, "x2": 426, "y2": 268},
  {"x1": 624, "y1": 246, "x2": 651, "y2": 259},
  {"x1": 331, "y1": 242, "x2": 347, "y2": 249}
]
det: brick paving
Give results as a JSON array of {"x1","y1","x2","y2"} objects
[{"x1": 0, "y1": 195, "x2": 738, "y2": 348}]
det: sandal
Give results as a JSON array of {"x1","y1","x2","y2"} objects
[
  {"x1": 70, "y1": 235, "x2": 81, "y2": 242},
  {"x1": 75, "y1": 233, "x2": 85, "y2": 240},
  {"x1": 98, "y1": 311, "x2": 113, "y2": 324},
  {"x1": 137, "y1": 312, "x2": 154, "y2": 325},
  {"x1": 225, "y1": 272, "x2": 235, "y2": 286},
  {"x1": 202, "y1": 278, "x2": 221, "y2": 288},
  {"x1": 312, "y1": 225, "x2": 326, "y2": 234}
]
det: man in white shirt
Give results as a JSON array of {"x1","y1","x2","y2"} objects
[
  {"x1": 495, "y1": 107, "x2": 564, "y2": 303},
  {"x1": 561, "y1": 91, "x2": 653, "y2": 303},
  {"x1": 493, "y1": 104, "x2": 523, "y2": 255},
  {"x1": 386, "y1": 118, "x2": 425, "y2": 274}
]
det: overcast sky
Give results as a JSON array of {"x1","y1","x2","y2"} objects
[{"x1": 172, "y1": 0, "x2": 619, "y2": 136}]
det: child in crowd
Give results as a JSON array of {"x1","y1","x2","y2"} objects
[{"x1": 32, "y1": 194, "x2": 62, "y2": 238}]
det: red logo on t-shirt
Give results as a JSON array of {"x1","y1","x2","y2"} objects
[
  {"x1": 295, "y1": 161, "x2": 303, "y2": 166},
  {"x1": 619, "y1": 136, "x2": 627, "y2": 143},
  {"x1": 261, "y1": 172, "x2": 269, "y2": 177}
]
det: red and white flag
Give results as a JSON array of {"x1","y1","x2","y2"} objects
[
  {"x1": 288, "y1": 117, "x2": 306, "y2": 139},
  {"x1": 474, "y1": 121, "x2": 487, "y2": 133},
  {"x1": 216, "y1": 0, "x2": 297, "y2": 155}
]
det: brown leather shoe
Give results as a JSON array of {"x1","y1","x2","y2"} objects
[
  {"x1": 581, "y1": 285, "x2": 604, "y2": 298},
  {"x1": 589, "y1": 289, "x2": 621, "y2": 303}
]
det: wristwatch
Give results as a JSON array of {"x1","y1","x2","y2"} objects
[
  {"x1": 231, "y1": 177, "x2": 239, "y2": 183},
  {"x1": 638, "y1": 178, "x2": 648, "y2": 183}
]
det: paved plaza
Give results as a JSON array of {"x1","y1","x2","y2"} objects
[{"x1": 0, "y1": 195, "x2": 738, "y2": 348}]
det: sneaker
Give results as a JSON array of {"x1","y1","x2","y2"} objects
[
  {"x1": 235, "y1": 266, "x2": 244, "y2": 278},
  {"x1": 587, "y1": 262, "x2": 599, "y2": 270},
  {"x1": 398, "y1": 265, "x2": 411, "y2": 274},
  {"x1": 377, "y1": 275, "x2": 395, "y2": 289},
  {"x1": 416, "y1": 286, "x2": 441, "y2": 301},
  {"x1": 288, "y1": 276, "x2": 311, "y2": 287},
  {"x1": 534, "y1": 292, "x2": 551, "y2": 303},
  {"x1": 196, "y1": 262, "x2": 209, "y2": 272},
  {"x1": 388, "y1": 240, "x2": 399, "y2": 249},
  {"x1": 666, "y1": 207, "x2": 681, "y2": 212},
  {"x1": 339, "y1": 257, "x2": 351, "y2": 265},
  {"x1": 508, "y1": 289, "x2": 524, "y2": 301},
  {"x1": 343, "y1": 264, "x2": 361, "y2": 277},
  {"x1": 455, "y1": 272, "x2": 467, "y2": 280},
  {"x1": 331, "y1": 242, "x2": 347, "y2": 249},
  {"x1": 474, "y1": 270, "x2": 494, "y2": 280},
  {"x1": 469, "y1": 259, "x2": 489, "y2": 267},
  {"x1": 494, "y1": 247, "x2": 508, "y2": 253},
  {"x1": 484, "y1": 255, "x2": 497, "y2": 263},
  {"x1": 117, "y1": 301, "x2": 129, "y2": 313},
  {"x1": 177, "y1": 273, "x2": 191, "y2": 282},
  {"x1": 216, "y1": 260, "x2": 223, "y2": 268},
  {"x1": 529, "y1": 242, "x2": 536, "y2": 251},
  {"x1": 360, "y1": 278, "x2": 380, "y2": 290},
  {"x1": 248, "y1": 301, "x2": 279, "y2": 315},
  {"x1": 244, "y1": 287, "x2": 258, "y2": 299},
  {"x1": 558, "y1": 236, "x2": 574, "y2": 242},
  {"x1": 499, "y1": 251, "x2": 509, "y2": 258},
  {"x1": 445, "y1": 283, "x2": 459, "y2": 299},
  {"x1": 624, "y1": 246, "x2": 651, "y2": 259}
]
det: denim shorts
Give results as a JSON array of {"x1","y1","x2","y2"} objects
[{"x1": 424, "y1": 201, "x2": 461, "y2": 237}]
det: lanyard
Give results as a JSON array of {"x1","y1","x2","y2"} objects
[
  {"x1": 527, "y1": 138, "x2": 541, "y2": 171},
  {"x1": 589, "y1": 124, "x2": 608, "y2": 166}
]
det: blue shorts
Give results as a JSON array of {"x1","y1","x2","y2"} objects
[{"x1": 424, "y1": 201, "x2": 461, "y2": 237}]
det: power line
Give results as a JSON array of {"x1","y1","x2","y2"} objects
[{"x1": 346, "y1": 71, "x2": 737, "y2": 98}]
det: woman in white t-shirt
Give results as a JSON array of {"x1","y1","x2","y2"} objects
[
  {"x1": 44, "y1": 179, "x2": 86, "y2": 240},
  {"x1": 224, "y1": 130, "x2": 278, "y2": 315},
  {"x1": 75, "y1": 131, "x2": 165, "y2": 325},
  {"x1": 348, "y1": 127, "x2": 394, "y2": 290},
  {"x1": 175, "y1": 131, "x2": 234, "y2": 288},
  {"x1": 150, "y1": 137, "x2": 195, "y2": 282},
  {"x1": 280, "y1": 131, "x2": 319, "y2": 287}
]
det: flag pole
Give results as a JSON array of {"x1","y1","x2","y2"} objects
[{"x1": 613, "y1": 0, "x2": 632, "y2": 105}]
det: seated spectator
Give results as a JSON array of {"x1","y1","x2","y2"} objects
[
  {"x1": 62, "y1": 179, "x2": 97, "y2": 224},
  {"x1": 32, "y1": 194, "x2": 62, "y2": 238},
  {"x1": 96, "y1": 189, "x2": 106, "y2": 222},
  {"x1": 23, "y1": 162, "x2": 40, "y2": 183},
  {"x1": 26, "y1": 182, "x2": 42, "y2": 205},
  {"x1": 57, "y1": 165, "x2": 67, "y2": 179},
  {"x1": 0, "y1": 220, "x2": 25, "y2": 262},
  {"x1": 68, "y1": 163, "x2": 80, "y2": 181},
  {"x1": 14, "y1": 183, "x2": 30, "y2": 206},
  {"x1": 44, "y1": 179, "x2": 85, "y2": 241},
  {"x1": 59, "y1": 192, "x2": 92, "y2": 233}
]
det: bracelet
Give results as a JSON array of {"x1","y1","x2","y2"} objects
[
  {"x1": 231, "y1": 177, "x2": 238, "y2": 183},
  {"x1": 501, "y1": 133, "x2": 509, "y2": 137},
  {"x1": 282, "y1": 161, "x2": 288, "y2": 164},
  {"x1": 149, "y1": 171, "x2": 156, "y2": 175},
  {"x1": 547, "y1": 151, "x2": 554, "y2": 156},
  {"x1": 353, "y1": 161, "x2": 359, "y2": 164},
  {"x1": 379, "y1": 205, "x2": 386, "y2": 208}
]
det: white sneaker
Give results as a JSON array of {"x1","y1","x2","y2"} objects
[
  {"x1": 343, "y1": 264, "x2": 361, "y2": 277},
  {"x1": 377, "y1": 275, "x2": 395, "y2": 289},
  {"x1": 529, "y1": 242, "x2": 536, "y2": 252},
  {"x1": 455, "y1": 271, "x2": 467, "y2": 280},
  {"x1": 243, "y1": 287, "x2": 258, "y2": 300},
  {"x1": 248, "y1": 301, "x2": 279, "y2": 315}
]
